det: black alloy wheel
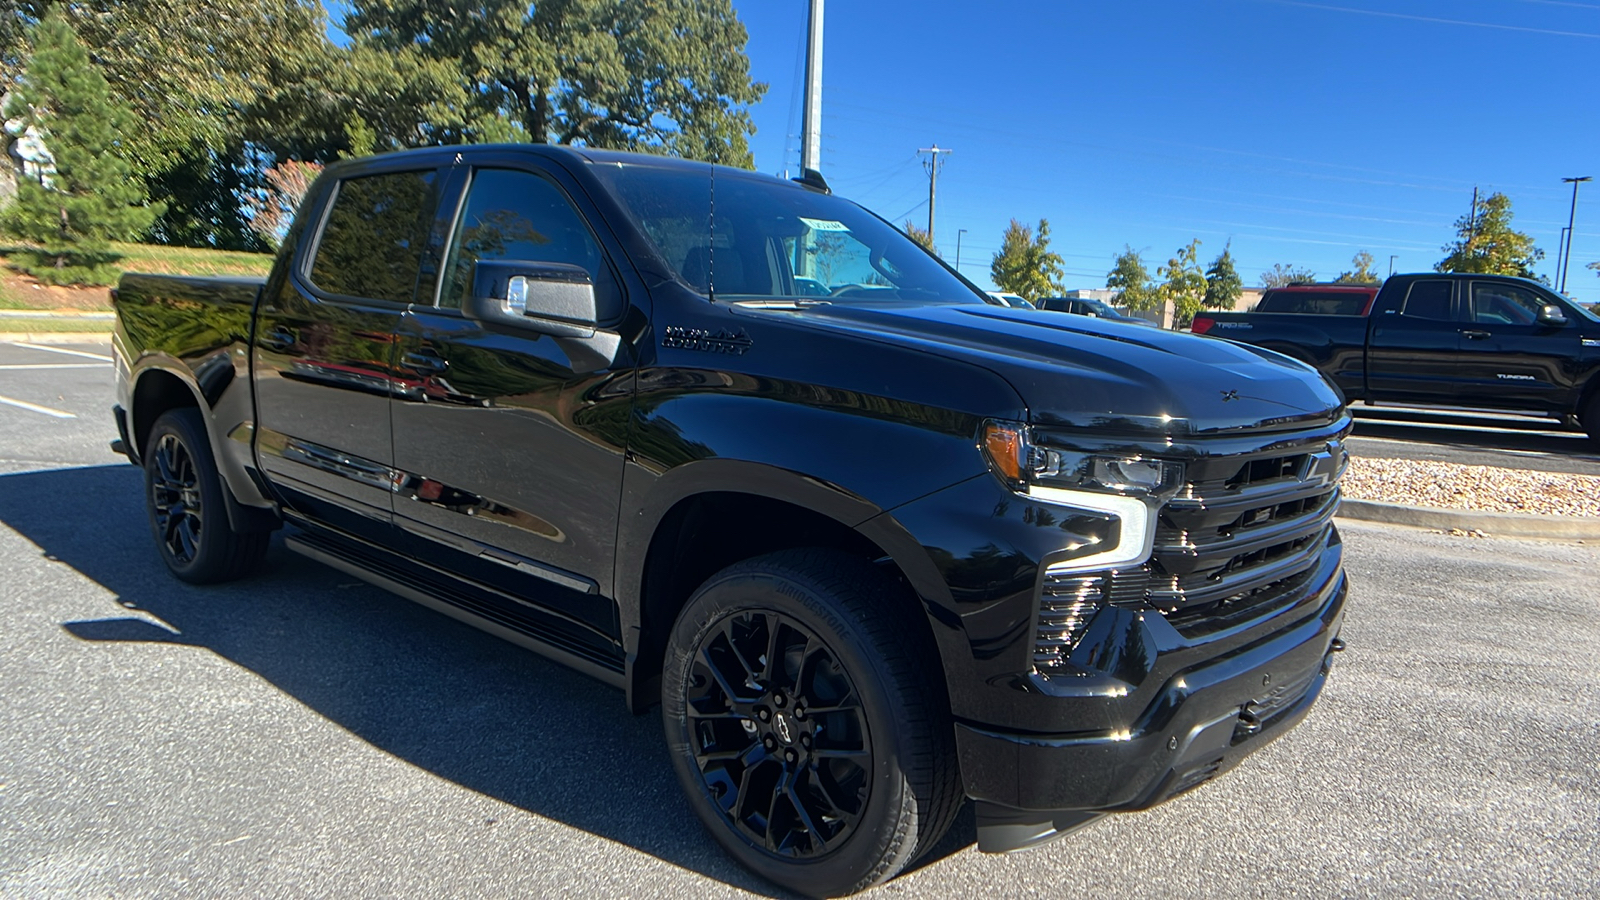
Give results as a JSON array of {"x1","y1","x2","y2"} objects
[
  {"x1": 686, "y1": 609, "x2": 873, "y2": 858},
  {"x1": 142, "y1": 408, "x2": 269, "y2": 584},
  {"x1": 662, "y1": 549, "x2": 961, "y2": 898},
  {"x1": 149, "y1": 430, "x2": 204, "y2": 565}
]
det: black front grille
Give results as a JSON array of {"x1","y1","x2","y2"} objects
[
  {"x1": 1151, "y1": 444, "x2": 1343, "y2": 636},
  {"x1": 1030, "y1": 434, "x2": 1346, "y2": 673}
]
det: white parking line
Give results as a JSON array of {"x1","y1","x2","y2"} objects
[
  {"x1": 0, "y1": 393, "x2": 76, "y2": 418},
  {"x1": 9, "y1": 342, "x2": 113, "y2": 362},
  {"x1": 0, "y1": 363, "x2": 109, "y2": 370}
]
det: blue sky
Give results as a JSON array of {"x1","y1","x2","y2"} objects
[{"x1": 728, "y1": 0, "x2": 1600, "y2": 300}]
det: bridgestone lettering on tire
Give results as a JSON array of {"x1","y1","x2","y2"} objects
[
  {"x1": 143, "y1": 408, "x2": 268, "y2": 584},
  {"x1": 661, "y1": 549, "x2": 960, "y2": 897}
]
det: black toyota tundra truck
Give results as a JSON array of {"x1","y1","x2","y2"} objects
[
  {"x1": 112, "y1": 145, "x2": 1351, "y2": 896},
  {"x1": 1192, "y1": 273, "x2": 1600, "y2": 444}
]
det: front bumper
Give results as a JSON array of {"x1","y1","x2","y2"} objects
[{"x1": 956, "y1": 564, "x2": 1347, "y2": 813}]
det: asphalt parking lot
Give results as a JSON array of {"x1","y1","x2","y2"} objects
[{"x1": 1, "y1": 340, "x2": 1597, "y2": 898}]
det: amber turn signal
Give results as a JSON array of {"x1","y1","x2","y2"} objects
[{"x1": 982, "y1": 421, "x2": 1026, "y2": 483}]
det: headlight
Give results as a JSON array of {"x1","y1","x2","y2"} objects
[
  {"x1": 981, "y1": 421, "x2": 1184, "y2": 498},
  {"x1": 981, "y1": 420, "x2": 1184, "y2": 574}
]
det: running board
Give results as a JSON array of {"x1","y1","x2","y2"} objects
[{"x1": 286, "y1": 533, "x2": 626, "y2": 690}]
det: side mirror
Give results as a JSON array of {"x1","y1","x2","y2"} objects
[
  {"x1": 1537, "y1": 304, "x2": 1569, "y2": 327},
  {"x1": 464, "y1": 260, "x2": 597, "y2": 337}
]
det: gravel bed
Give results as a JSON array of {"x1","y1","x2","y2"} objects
[{"x1": 1343, "y1": 457, "x2": 1600, "y2": 517}]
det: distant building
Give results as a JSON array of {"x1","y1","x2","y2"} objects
[{"x1": 1059, "y1": 286, "x2": 1265, "y2": 329}]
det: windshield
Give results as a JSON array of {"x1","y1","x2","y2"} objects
[
  {"x1": 1080, "y1": 298, "x2": 1119, "y2": 317},
  {"x1": 592, "y1": 162, "x2": 985, "y2": 304}
]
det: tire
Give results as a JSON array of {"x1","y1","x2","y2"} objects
[
  {"x1": 1583, "y1": 392, "x2": 1600, "y2": 448},
  {"x1": 142, "y1": 407, "x2": 268, "y2": 584},
  {"x1": 661, "y1": 549, "x2": 961, "y2": 897}
]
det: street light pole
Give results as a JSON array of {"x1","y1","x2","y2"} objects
[
  {"x1": 1388, "y1": 255, "x2": 1398, "y2": 277},
  {"x1": 800, "y1": 0, "x2": 824, "y2": 174},
  {"x1": 1560, "y1": 176, "x2": 1591, "y2": 294},
  {"x1": 956, "y1": 228, "x2": 967, "y2": 269}
]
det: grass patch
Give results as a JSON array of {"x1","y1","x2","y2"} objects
[
  {"x1": 0, "y1": 241, "x2": 275, "y2": 286},
  {"x1": 109, "y1": 242, "x2": 275, "y2": 278},
  {"x1": 0, "y1": 317, "x2": 112, "y2": 333},
  {"x1": 0, "y1": 280, "x2": 27, "y2": 309}
]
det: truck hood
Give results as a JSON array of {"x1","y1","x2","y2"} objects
[{"x1": 742, "y1": 302, "x2": 1346, "y2": 437}]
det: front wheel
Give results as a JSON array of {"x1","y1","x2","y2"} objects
[
  {"x1": 143, "y1": 408, "x2": 268, "y2": 583},
  {"x1": 661, "y1": 549, "x2": 960, "y2": 897}
]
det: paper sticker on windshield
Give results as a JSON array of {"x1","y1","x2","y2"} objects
[{"x1": 799, "y1": 217, "x2": 850, "y2": 232}]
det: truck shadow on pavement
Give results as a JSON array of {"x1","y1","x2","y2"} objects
[{"x1": 0, "y1": 464, "x2": 975, "y2": 895}]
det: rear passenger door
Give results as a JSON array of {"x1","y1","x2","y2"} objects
[
  {"x1": 253, "y1": 166, "x2": 443, "y2": 541},
  {"x1": 388, "y1": 161, "x2": 637, "y2": 644},
  {"x1": 1365, "y1": 278, "x2": 1465, "y2": 404}
]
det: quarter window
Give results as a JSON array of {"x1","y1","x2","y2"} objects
[{"x1": 308, "y1": 170, "x2": 438, "y2": 304}]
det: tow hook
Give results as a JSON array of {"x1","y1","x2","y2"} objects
[{"x1": 1329, "y1": 637, "x2": 1347, "y2": 653}]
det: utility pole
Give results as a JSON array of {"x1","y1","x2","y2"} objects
[
  {"x1": 918, "y1": 144, "x2": 953, "y2": 248},
  {"x1": 800, "y1": 0, "x2": 824, "y2": 173},
  {"x1": 1467, "y1": 186, "x2": 1479, "y2": 253},
  {"x1": 956, "y1": 229, "x2": 967, "y2": 269},
  {"x1": 1560, "y1": 176, "x2": 1591, "y2": 293}
]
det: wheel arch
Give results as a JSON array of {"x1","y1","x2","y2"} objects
[
  {"x1": 619, "y1": 461, "x2": 954, "y2": 715},
  {"x1": 128, "y1": 361, "x2": 279, "y2": 533}
]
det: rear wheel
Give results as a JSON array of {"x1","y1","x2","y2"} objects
[
  {"x1": 661, "y1": 549, "x2": 960, "y2": 897},
  {"x1": 143, "y1": 408, "x2": 268, "y2": 583},
  {"x1": 1583, "y1": 392, "x2": 1600, "y2": 448}
]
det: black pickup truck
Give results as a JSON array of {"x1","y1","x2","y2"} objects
[
  {"x1": 1192, "y1": 273, "x2": 1600, "y2": 444},
  {"x1": 112, "y1": 145, "x2": 1351, "y2": 896}
]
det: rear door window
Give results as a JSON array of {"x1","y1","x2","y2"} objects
[
  {"x1": 1399, "y1": 281, "x2": 1455, "y2": 320},
  {"x1": 308, "y1": 169, "x2": 438, "y2": 304}
]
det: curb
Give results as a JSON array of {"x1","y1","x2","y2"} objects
[
  {"x1": 1337, "y1": 499, "x2": 1600, "y2": 539},
  {"x1": 0, "y1": 332, "x2": 113, "y2": 344}
]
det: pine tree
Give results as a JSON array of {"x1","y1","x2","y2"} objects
[
  {"x1": 1, "y1": 9, "x2": 162, "y2": 284},
  {"x1": 1203, "y1": 244, "x2": 1243, "y2": 310}
]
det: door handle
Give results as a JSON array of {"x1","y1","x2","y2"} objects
[
  {"x1": 1462, "y1": 330, "x2": 1491, "y2": 340},
  {"x1": 261, "y1": 326, "x2": 298, "y2": 351},
  {"x1": 402, "y1": 351, "x2": 449, "y2": 374}
]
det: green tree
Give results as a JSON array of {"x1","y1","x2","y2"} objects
[
  {"x1": 903, "y1": 220, "x2": 937, "y2": 255},
  {"x1": 1436, "y1": 192, "x2": 1543, "y2": 278},
  {"x1": 1, "y1": 10, "x2": 162, "y2": 283},
  {"x1": 3, "y1": 1, "x2": 337, "y2": 250},
  {"x1": 343, "y1": 0, "x2": 766, "y2": 166},
  {"x1": 1203, "y1": 244, "x2": 1243, "y2": 310},
  {"x1": 1261, "y1": 263, "x2": 1316, "y2": 288},
  {"x1": 1335, "y1": 250, "x2": 1382, "y2": 284},
  {"x1": 1107, "y1": 246, "x2": 1158, "y2": 311},
  {"x1": 1158, "y1": 239, "x2": 1208, "y2": 326},
  {"x1": 990, "y1": 218, "x2": 1066, "y2": 301}
]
